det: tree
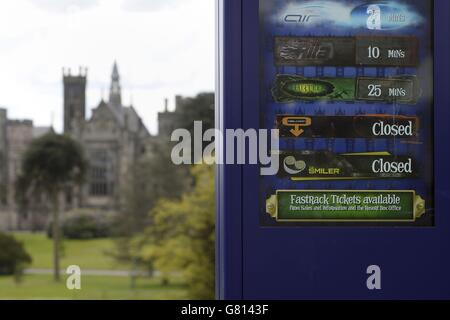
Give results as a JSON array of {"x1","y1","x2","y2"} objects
[
  {"x1": 136, "y1": 164, "x2": 215, "y2": 299},
  {"x1": 0, "y1": 232, "x2": 32, "y2": 281},
  {"x1": 16, "y1": 133, "x2": 86, "y2": 281},
  {"x1": 116, "y1": 140, "x2": 190, "y2": 238},
  {"x1": 113, "y1": 92, "x2": 214, "y2": 268},
  {"x1": 173, "y1": 93, "x2": 215, "y2": 136},
  {"x1": 113, "y1": 139, "x2": 191, "y2": 278}
]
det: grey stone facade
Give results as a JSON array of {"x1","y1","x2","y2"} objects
[
  {"x1": 0, "y1": 62, "x2": 152, "y2": 230},
  {"x1": 63, "y1": 62, "x2": 151, "y2": 211},
  {"x1": 0, "y1": 115, "x2": 52, "y2": 230},
  {"x1": 0, "y1": 62, "x2": 203, "y2": 231}
]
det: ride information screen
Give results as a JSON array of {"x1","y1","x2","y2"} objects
[{"x1": 260, "y1": 0, "x2": 434, "y2": 226}]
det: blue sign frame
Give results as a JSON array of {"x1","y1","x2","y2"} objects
[{"x1": 216, "y1": 0, "x2": 450, "y2": 299}]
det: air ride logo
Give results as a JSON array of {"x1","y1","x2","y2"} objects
[
  {"x1": 277, "y1": 1, "x2": 422, "y2": 30},
  {"x1": 284, "y1": 5, "x2": 322, "y2": 24}
]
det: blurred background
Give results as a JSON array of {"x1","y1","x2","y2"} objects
[{"x1": 0, "y1": 0, "x2": 215, "y2": 300}]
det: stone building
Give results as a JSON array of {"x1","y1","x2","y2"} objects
[
  {"x1": 0, "y1": 112, "x2": 52, "y2": 230},
  {"x1": 0, "y1": 62, "x2": 152, "y2": 230},
  {"x1": 63, "y1": 62, "x2": 151, "y2": 211},
  {"x1": 0, "y1": 61, "x2": 210, "y2": 231}
]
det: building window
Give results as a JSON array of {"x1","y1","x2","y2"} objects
[{"x1": 89, "y1": 149, "x2": 114, "y2": 197}]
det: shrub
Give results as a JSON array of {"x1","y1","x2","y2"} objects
[
  {"x1": 0, "y1": 232, "x2": 32, "y2": 276},
  {"x1": 138, "y1": 164, "x2": 215, "y2": 299},
  {"x1": 47, "y1": 210, "x2": 115, "y2": 240}
]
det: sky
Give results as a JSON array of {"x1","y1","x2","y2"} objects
[{"x1": 0, "y1": 0, "x2": 215, "y2": 135}]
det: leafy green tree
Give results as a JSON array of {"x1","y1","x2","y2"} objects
[
  {"x1": 136, "y1": 164, "x2": 215, "y2": 299},
  {"x1": 0, "y1": 232, "x2": 32, "y2": 281},
  {"x1": 113, "y1": 139, "x2": 191, "y2": 265},
  {"x1": 113, "y1": 93, "x2": 214, "y2": 269},
  {"x1": 173, "y1": 93, "x2": 215, "y2": 136},
  {"x1": 16, "y1": 133, "x2": 87, "y2": 281}
]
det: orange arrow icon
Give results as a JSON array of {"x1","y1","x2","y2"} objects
[
  {"x1": 290, "y1": 125, "x2": 304, "y2": 137},
  {"x1": 281, "y1": 116, "x2": 311, "y2": 137}
]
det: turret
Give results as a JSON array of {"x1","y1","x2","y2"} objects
[{"x1": 63, "y1": 67, "x2": 87, "y2": 133}]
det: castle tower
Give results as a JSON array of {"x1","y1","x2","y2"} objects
[
  {"x1": 63, "y1": 67, "x2": 87, "y2": 134},
  {"x1": 109, "y1": 61, "x2": 122, "y2": 112}
]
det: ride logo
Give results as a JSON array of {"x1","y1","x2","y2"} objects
[
  {"x1": 279, "y1": 150, "x2": 417, "y2": 180},
  {"x1": 276, "y1": 115, "x2": 419, "y2": 139}
]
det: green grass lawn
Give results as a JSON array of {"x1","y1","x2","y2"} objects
[
  {"x1": 0, "y1": 275, "x2": 187, "y2": 300},
  {"x1": 0, "y1": 232, "x2": 187, "y2": 300},
  {"x1": 12, "y1": 232, "x2": 127, "y2": 270}
]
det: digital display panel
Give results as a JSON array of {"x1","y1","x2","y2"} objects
[{"x1": 260, "y1": 0, "x2": 434, "y2": 226}]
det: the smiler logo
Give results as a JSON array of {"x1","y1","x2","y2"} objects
[{"x1": 170, "y1": 122, "x2": 280, "y2": 176}]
